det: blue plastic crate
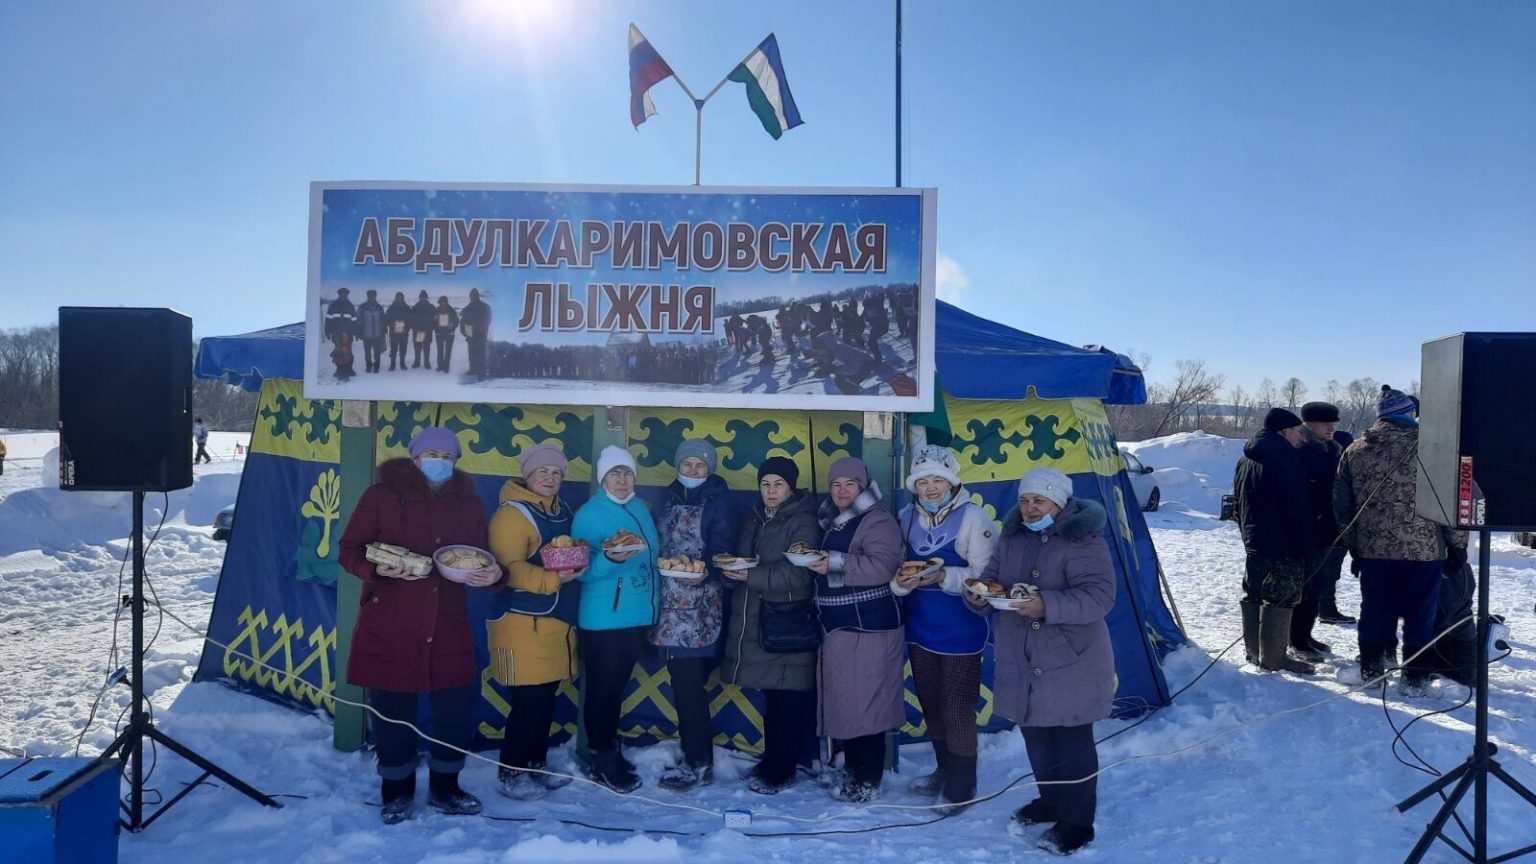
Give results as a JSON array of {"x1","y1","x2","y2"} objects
[{"x1": 0, "y1": 757, "x2": 120, "y2": 864}]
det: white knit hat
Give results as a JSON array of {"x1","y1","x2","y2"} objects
[
  {"x1": 906, "y1": 444, "x2": 962, "y2": 493},
  {"x1": 1017, "y1": 467, "x2": 1072, "y2": 509},
  {"x1": 595, "y1": 445, "x2": 637, "y2": 483}
]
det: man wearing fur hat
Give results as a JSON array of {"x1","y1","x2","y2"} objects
[
  {"x1": 1334, "y1": 386, "x2": 1464, "y2": 692},
  {"x1": 1233, "y1": 408, "x2": 1316, "y2": 674},
  {"x1": 1290, "y1": 401, "x2": 1351, "y2": 657}
]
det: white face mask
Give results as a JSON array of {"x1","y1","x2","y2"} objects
[
  {"x1": 677, "y1": 474, "x2": 706, "y2": 490},
  {"x1": 606, "y1": 490, "x2": 636, "y2": 505}
]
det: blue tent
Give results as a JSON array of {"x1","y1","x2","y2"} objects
[
  {"x1": 194, "y1": 302, "x2": 1180, "y2": 754},
  {"x1": 197, "y1": 302, "x2": 1145, "y2": 402}
]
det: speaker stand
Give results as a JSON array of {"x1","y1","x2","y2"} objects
[
  {"x1": 1398, "y1": 531, "x2": 1536, "y2": 863},
  {"x1": 98, "y1": 491, "x2": 281, "y2": 831}
]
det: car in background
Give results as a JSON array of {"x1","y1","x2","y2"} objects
[
  {"x1": 1120, "y1": 450, "x2": 1161, "y2": 512},
  {"x1": 213, "y1": 504, "x2": 235, "y2": 541}
]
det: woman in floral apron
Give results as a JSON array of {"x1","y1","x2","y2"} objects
[{"x1": 651, "y1": 439, "x2": 745, "y2": 791}]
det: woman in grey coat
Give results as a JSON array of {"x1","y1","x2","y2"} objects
[
  {"x1": 721, "y1": 456, "x2": 821, "y2": 795},
  {"x1": 965, "y1": 467, "x2": 1115, "y2": 857},
  {"x1": 806, "y1": 456, "x2": 906, "y2": 803}
]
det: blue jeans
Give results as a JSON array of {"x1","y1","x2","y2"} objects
[{"x1": 1357, "y1": 559, "x2": 1442, "y2": 667}]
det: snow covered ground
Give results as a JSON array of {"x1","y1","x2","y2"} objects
[{"x1": 3, "y1": 429, "x2": 1534, "y2": 863}]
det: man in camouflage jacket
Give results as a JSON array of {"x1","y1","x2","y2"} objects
[{"x1": 1333, "y1": 386, "x2": 1465, "y2": 688}]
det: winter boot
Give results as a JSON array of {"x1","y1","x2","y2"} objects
[
  {"x1": 1401, "y1": 645, "x2": 1433, "y2": 696},
  {"x1": 497, "y1": 767, "x2": 547, "y2": 801},
  {"x1": 1038, "y1": 823, "x2": 1096, "y2": 856},
  {"x1": 1259, "y1": 607, "x2": 1315, "y2": 674},
  {"x1": 1012, "y1": 797, "x2": 1057, "y2": 827},
  {"x1": 1318, "y1": 601, "x2": 1357, "y2": 625},
  {"x1": 589, "y1": 748, "x2": 641, "y2": 794},
  {"x1": 427, "y1": 770, "x2": 482, "y2": 815},
  {"x1": 380, "y1": 775, "x2": 416, "y2": 825},
  {"x1": 1240, "y1": 601, "x2": 1262, "y2": 666},
  {"x1": 658, "y1": 761, "x2": 713, "y2": 793},
  {"x1": 529, "y1": 761, "x2": 572, "y2": 790},
  {"x1": 833, "y1": 778, "x2": 881, "y2": 803},
  {"x1": 745, "y1": 764, "x2": 796, "y2": 795},
  {"x1": 1358, "y1": 644, "x2": 1392, "y2": 689},
  {"x1": 909, "y1": 746, "x2": 948, "y2": 796},
  {"x1": 937, "y1": 754, "x2": 977, "y2": 814}
]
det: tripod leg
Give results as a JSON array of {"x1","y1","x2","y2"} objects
[
  {"x1": 1398, "y1": 758, "x2": 1472, "y2": 812},
  {"x1": 1489, "y1": 761, "x2": 1536, "y2": 809},
  {"x1": 146, "y1": 727, "x2": 281, "y2": 808},
  {"x1": 1403, "y1": 766, "x2": 1478, "y2": 864}
]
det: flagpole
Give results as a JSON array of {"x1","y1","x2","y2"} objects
[
  {"x1": 895, "y1": 0, "x2": 903, "y2": 187},
  {"x1": 684, "y1": 43, "x2": 760, "y2": 186}
]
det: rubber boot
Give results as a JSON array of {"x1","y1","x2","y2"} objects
[
  {"x1": 938, "y1": 754, "x2": 977, "y2": 814},
  {"x1": 1259, "y1": 607, "x2": 1315, "y2": 674},
  {"x1": 1240, "y1": 601, "x2": 1262, "y2": 666},
  {"x1": 380, "y1": 774, "x2": 415, "y2": 825}
]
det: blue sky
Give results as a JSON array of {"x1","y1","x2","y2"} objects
[{"x1": 3, "y1": 0, "x2": 1533, "y2": 394}]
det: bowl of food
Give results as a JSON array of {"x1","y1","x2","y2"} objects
[
  {"x1": 540, "y1": 535, "x2": 590, "y2": 571},
  {"x1": 785, "y1": 542, "x2": 826, "y2": 567},
  {"x1": 964, "y1": 578, "x2": 1006, "y2": 598},
  {"x1": 712, "y1": 553, "x2": 759, "y2": 572},
  {"x1": 898, "y1": 558, "x2": 945, "y2": 580},
  {"x1": 658, "y1": 555, "x2": 708, "y2": 580},
  {"x1": 603, "y1": 530, "x2": 647, "y2": 555},
  {"x1": 433, "y1": 545, "x2": 497, "y2": 584}
]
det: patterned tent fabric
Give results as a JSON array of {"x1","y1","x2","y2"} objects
[{"x1": 194, "y1": 381, "x2": 1183, "y2": 755}]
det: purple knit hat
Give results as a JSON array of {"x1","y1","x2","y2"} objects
[
  {"x1": 518, "y1": 443, "x2": 568, "y2": 477},
  {"x1": 408, "y1": 426, "x2": 462, "y2": 459},
  {"x1": 828, "y1": 456, "x2": 870, "y2": 490}
]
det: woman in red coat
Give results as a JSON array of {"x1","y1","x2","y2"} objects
[{"x1": 338, "y1": 427, "x2": 502, "y2": 824}]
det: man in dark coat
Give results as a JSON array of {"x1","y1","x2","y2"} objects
[
  {"x1": 410, "y1": 290, "x2": 434, "y2": 369},
  {"x1": 324, "y1": 287, "x2": 358, "y2": 380},
  {"x1": 1292, "y1": 401, "x2": 1349, "y2": 658},
  {"x1": 357, "y1": 289, "x2": 387, "y2": 373},
  {"x1": 459, "y1": 288, "x2": 492, "y2": 379},
  {"x1": 433, "y1": 295, "x2": 459, "y2": 373},
  {"x1": 862, "y1": 296, "x2": 889, "y2": 363},
  {"x1": 1233, "y1": 407, "x2": 1315, "y2": 674},
  {"x1": 385, "y1": 291, "x2": 412, "y2": 371}
]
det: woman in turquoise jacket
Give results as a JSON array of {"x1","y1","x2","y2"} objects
[{"x1": 572, "y1": 445, "x2": 660, "y2": 792}]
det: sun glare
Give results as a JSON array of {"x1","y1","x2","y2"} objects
[{"x1": 457, "y1": 0, "x2": 573, "y2": 42}]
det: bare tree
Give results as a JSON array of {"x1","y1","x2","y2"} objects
[
  {"x1": 1226, "y1": 384, "x2": 1250, "y2": 430},
  {"x1": 1148, "y1": 359, "x2": 1227, "y2": 437},
  {"x1": 1254, "y1": 377, "x2": 1278, "y2": 413},
  {"x1": 1342, "y1": 377, "x2": 1380, "y2": 434},
  {"x1": 1282, "y1": 377, "x2": 1307, "y2": 409},
  {"x1": 1323, "y1": 379, "x2": 1344, "y2": 406}
]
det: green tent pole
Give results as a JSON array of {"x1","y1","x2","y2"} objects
[{"x1": 332, "y1": 400, "x2": 376, "y2": 752}]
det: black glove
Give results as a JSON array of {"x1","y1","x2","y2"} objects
[{"x1": 1445, "y1": 545, "x2": 1466, "y2": 574}]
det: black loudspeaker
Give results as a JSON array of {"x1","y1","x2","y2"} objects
[
  {"x1": 58, "y1": 307, "x2": 194, "y2": 492},
  {"x1": 1416, "y1": 332, "x2": 1536, "y2": 531}
]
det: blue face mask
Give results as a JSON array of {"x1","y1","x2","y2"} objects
[
  {"x1": 420, "y1": 457, "x2": 454, "y2": 484},
  {"x1": 1023, "y1": 513, "x2": 1054, "y2": 533},
  {"x1": 677, "y1": 474, "x2": 707, "y2": 489},
  {"x1": 919, "y1": 490, "x2": 955, "y2": 514}
]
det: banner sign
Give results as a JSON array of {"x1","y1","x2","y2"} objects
[{"x1": 305, "y1": 182, "x2": 936, "y2": 411}]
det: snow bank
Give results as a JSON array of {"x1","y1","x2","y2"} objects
[{"x1": 1124, "y1": 431, "x2": 1247, "y2": 516}]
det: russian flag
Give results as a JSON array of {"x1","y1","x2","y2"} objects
[
  {"x1": 726, "y1": 34, "x2": 803, "y2": 139},
  {"x1": 629, "y1": 23, "x2": 675, "y2": 129}
]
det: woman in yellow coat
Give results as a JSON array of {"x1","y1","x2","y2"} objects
[{"x1": 486, "y1": 443, "x2": 587, "y2": 801}]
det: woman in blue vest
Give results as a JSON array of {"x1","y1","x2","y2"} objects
[
  {"x1": 650, "y1": 439, "x2": 744, "y2": 792},
  {"x1": 572, "y1": 445, "x2": 660, "y2": 793},
  {"x1": 805, "y1": 456, "x2": 905, "y2": 802},
  {"x1": 890, "y1": 445, "x2": 998, "y2": 810},
  {"x1": 486, "y1": 443, "x2": 585, "y2": 801}
]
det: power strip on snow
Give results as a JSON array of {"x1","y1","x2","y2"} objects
[{"x1": 723, "y1": 809, "x2": 752, "y2": 829}]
